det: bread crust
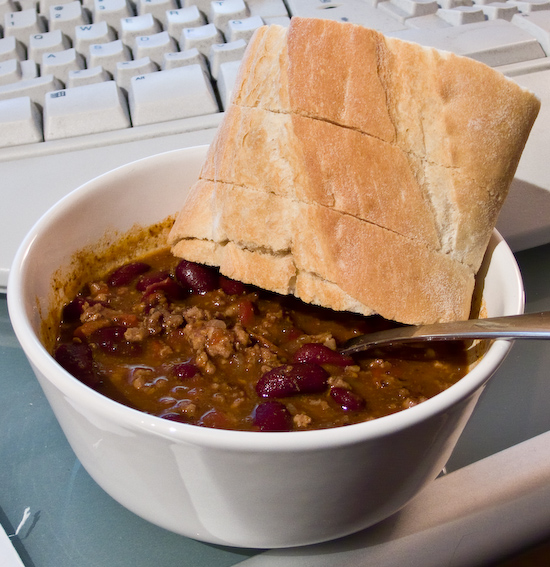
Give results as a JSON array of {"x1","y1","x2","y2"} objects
[
  {"x1": 169, "y1": 18, "x2": 540, "y2": 324},
  {"x1": 169, "y1": 179, "x2": 474, "y2": 323},
  {"x1": 201, "y1": 104, "x2": 441, "y2": 248}
]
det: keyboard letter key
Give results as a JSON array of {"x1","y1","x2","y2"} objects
[
  {"x1": 43, "y1": 80, "x2": 130, "y2": 140},
  {"x1": 128, "y1": 64, "x2": 218, "y2": 126}
]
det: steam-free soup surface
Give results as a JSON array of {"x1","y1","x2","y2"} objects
[{"x1": 54, "y1": 249, "x2": 471, "y2": 431}]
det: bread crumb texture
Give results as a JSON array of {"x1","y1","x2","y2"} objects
[{"x1": 169, "y1": 17, "x2": 540, "y2": 324}]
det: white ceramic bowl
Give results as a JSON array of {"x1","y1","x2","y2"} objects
[{"x1": 7, "y1": 146, "x2": 524, "y2": 549}]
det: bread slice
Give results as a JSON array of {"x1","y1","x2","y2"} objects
[{"x1": 169, "y1": 17, "x2": 540, "y2": 324}]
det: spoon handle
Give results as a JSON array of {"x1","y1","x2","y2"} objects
[{"x1": 339, "y1": 311, "x2": 550, "y2": 356}]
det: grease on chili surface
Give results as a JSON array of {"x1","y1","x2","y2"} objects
[{"x1": 53, "y1": 249, "x2": 472, "y2": 432}]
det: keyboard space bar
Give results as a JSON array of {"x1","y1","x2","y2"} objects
[{"x1": 386, "y1": 19, "x2": 546, "y2": 67}]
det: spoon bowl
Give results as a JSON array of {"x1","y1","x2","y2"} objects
[{"x1": 340, "y1": 311, "x2": 550, "y2": 356}]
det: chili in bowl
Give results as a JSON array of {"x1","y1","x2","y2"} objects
[
  {"x1": 53, "y1": 247, "x2": 477, "y2": 433},
  {"x1": 8, "y1": 147, "x2": 524, "y2": 548}
]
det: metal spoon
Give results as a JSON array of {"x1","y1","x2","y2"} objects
[{"x1": 339, "y1": 311, "x2": 550, "y2": 356}]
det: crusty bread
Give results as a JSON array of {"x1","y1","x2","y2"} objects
[{"x1": 169, "y1": 17, "x2": 540, "y2": 324}]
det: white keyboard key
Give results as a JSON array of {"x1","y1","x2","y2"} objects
[
  {"x1": 225, "y1": 15, "x2": 264, "y2": 41},
  {"x1": 512, "y1": 10, "x2": 550, "y2": 53},
  {"x1": 39, "y1": 0, "x2": 75, "y2": 13},
  {"x1": 87, "y1": 39, "x2": 131, "y2": 74},
  {"x1": 74, "y1": 21, "x2": 117, "y2": 54},
  {"x1": 134, "y1": 30, "x2": 177, "y2": 64},
  {"x1": 180, "y1": 0, "x2": 211, "y2": 11},
  {"x1": 128, "y1": 64, "x2": 218, "y2": 126},
  {"x1": 0, "y1": 74, "x2": 62, "y2": 104},
  {"x1": 180, "y1": 22, "x2": 224, "y2": 55},
  {"x1": 405, "y1": 13, "x2": 452, "y2": 27},
  {"x1": 49, "y1": 2, "x2": 90, "y2": 38},
  {"x1": 441, "y1": 0, "x2": 474, "y2": 7},
  {"x1": 67, "y1": 64, "x2": 110, "y2": 87},
  {"x1": 0, "y1": 96, "x2": 43, "y2": 147},
  {"x1": 380, "y1": 0, "x2": 439, "y2": 21},
  {"x1": 161, "y1": 47, "x2": 208, "y2": 71},
  {"x1": 437, "y1": 5, "x2": 486, "y2": 23},
  {"x1": 119, "y1": 13, "x2": 161, "y2": 47},
  {"x1": 4, "y1": 9, "x2": 47, "y2": 43},
  {"x1": 508, "y1": 0, "x2": 550, "y2": 12},
  {"x1": 27, "y1": 30, "x2": 71, "y2": 61},
  {"x1": 0, "y1": 58, "x2": 22, "y2": 85},
  {"x1": 0, "y1": 36, "x2": 26, "y2": 62},
  {"x1": 20, "y1": 58, "x2": 37, "y2": 79},
  {"x1": 114, "y1": 55, "x2": 158, "y2": 91},
  {"x1": 164, "y1": 6, "x2": 205, "y2": 40},
  {"x1": 210, "y1": 0, "x2": 249, "y2": 31},
  {"x1": 135, "y1": 0, "x2": 177, "y2": 20},
  {"x1": 480, "y1": 2, "x2": 519, "y2": 20},
  {"x1": 92, "y1": 0, "x2": 134, "y2": 32},
  {"x1": 15, "y1": 0, "x2": 40, "y2": 9},
  {"x1": 0, "y1": 0, "x2": 13, "y2": 19},
  {"x1": 388, "y1": 18, "x2": 546, "y2": 65},
  {"x1": 217, "y1": 58, "x2": 240, "y2": 109},
  {"x1": 284, "y1": 0, "x2": 407, "y2": 33},
  {"x1": 208, "y1": 38, "x2": 245, "y2": 78},
  {"x1": 43, "y1": 80, "x2": 130, "y2": 140},
  {"x1": 256, "y1": 14, "x2": 289, "y2": 26},
  {"x1": 42, "y1": 47, "x2": 86, "y2": 85},
  {"x1": 245, "y1": 0, "x2": 289, "y2": 18}
]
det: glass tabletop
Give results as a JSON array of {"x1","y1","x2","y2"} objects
[{"x1": 2, "y1": 243, "x2": 550, "y2": 566}]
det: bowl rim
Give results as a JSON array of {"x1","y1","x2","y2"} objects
[{"x1": 7, "y1": 147, "x2": 525, "y2": 453}]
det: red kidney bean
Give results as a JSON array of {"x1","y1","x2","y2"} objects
[
  {"x1": 253, "y1": 401, "x2": 293, "y2": 431},
  {"x1": 175, "y1": 260, "x2": 218, "y2": 294},
  {"x1": 199, "y1": 409, "x2": 231, "y2": 429},
  {"x1": 330, "y1": 387, "x2": 366, "y2": 411},
  {"x1": 136, "y1": 271, "x2": 170, "y2": 291},
  {"x1": 237, "y1": 299, "x2": 255, "y2": 326},
  {"x1": 219, "y1": 275, "x2": 247, "y2": 295},
  {"x1": 256, "y1": 366, "x2": 300, "y2": 398},
  {"x1": 62, "y1": 296, "x2": 89, "y2": 322},
  {"x1": 173, "y1": 361, "x2": 199, "y2": 380},
  {"x1": 161, "y1": 413, "x2": 187, "y2": 424},
  {"x1": 89, "y1": 325, "x2": 142, "y2": 356},
  {"x1": 292, "y1": 343, "x2": 354, "y2": 366},
  {"x1": 256, "y1": 363, "x2": 329, "y2": 398},
  {"x1": 54, "y1": 342, "x2": 100, "y2": 388},
  {"x1": 107, "y1": 262, "x2": 150, "y2": 287},
  {"x1": 141, "y1": 277, "x2": 184, "y2": 302}
]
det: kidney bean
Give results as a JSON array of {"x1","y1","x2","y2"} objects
[
  {"x1": 293, "y1": 343, "x2": 354, "y2": 367},
  {"x1": 90, "y1": 325, "x2": 142, "y2": 356},
  {"x1": 256, "y1": 363, "x2": 329, "y2": 398},
  {"x1": 256, "y1": 366, "x2": 300, "y2": 398},
  {"x1": 173, "y1": 361, "x2": 199, "y2": 380},
  {"x1": 54, "y1": 342, "x2": 100, "y2": 388},
  {"x1": 161, "y1": 412, "x2": 187, "y2": 424},
  {"x1": 136, "y1": 271, "x2": 170, "y2": 291},
  {"x1": 219, "y1": 275, "x2": 247, "y2": 295},
  {"x1": 199, "y1": 409, "x2": 231, "y2": 429},
  {"x1": 237, "y1": 299, "x2": 255, "y2": 326},
  {"x1": 62, "y1": 296, "x2": 89, "y2": 322},
  {"x1": 253, "y1": 401, "x2": 293, "y2": 432},
  {"x1": 107, "y1": 262, "x2": 150, "y2": 287},
  {"x1": 175, "y1": 260, "x2": 218, "y2": 294},
  {"x1": 141, "y1": 277, "x2": 184, "y2": 302},
  {"x1": 330, "y1": 387, "x2": 366, "y2": 411}
]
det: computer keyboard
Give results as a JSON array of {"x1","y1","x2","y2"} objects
[{"x1": 0, "y1": 0, "x2": 549, "y2": 291}]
